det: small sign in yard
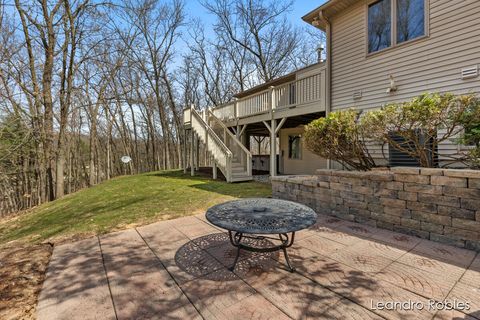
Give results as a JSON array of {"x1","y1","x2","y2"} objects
[{"x1": 121, "y1": 156, "x2": 132, "y2": 164}]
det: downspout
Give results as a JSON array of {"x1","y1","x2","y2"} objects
[{"x1": 319, "y1": 10, "x2": 332, "y2": 169}]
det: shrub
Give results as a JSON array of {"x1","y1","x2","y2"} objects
[
  {"x1": 459, "y1": 97, "x2": 480, "y2": 167},
  {"x1": 304, "y1": 109, "x2": 376, "y2": 171},
  {"x1": 361, "y1": 93, "x2": 480, "y2": 168}
]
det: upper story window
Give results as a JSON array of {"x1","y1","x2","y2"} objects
[
  {"x1": 396, "y1": 0, "x2": 425, "y2": 43},
  {"x1": 368, "y1": 0, "x2": 426, "y2": 54},
  {"x1": 368, "y1": 0, "x2": 392, "y2": 53}
]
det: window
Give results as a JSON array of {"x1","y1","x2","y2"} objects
[
  {"x1": 397, "y1": 0, "x2": 425, "y2": 43},
  {"x1": 288, "y1": 135, "x2": 301, "y2": 159},
  {"x1": 368, "y1": 0, "x2": 426, "y2": 54},
  {"x1": 368, "y1": 0, "x2": 392, "y2": 53}
]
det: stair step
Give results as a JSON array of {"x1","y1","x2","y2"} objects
[
  {"x1": 189, "y1": 113, "x2": 253, "y2": 183},
  {"x1": 230, "y1": 176, "x2": 253, "y2": 182},
  {"x1": 232, "y1": 171, "x2": 248, "y2": 177}
]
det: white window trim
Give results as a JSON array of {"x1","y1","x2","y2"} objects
[{"x1": 365, "y1": 0, "x2": 430, "y2": 57}]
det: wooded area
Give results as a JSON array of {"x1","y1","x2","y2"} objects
[{"x1": 0, "y1": 0, "x2": 323, "y2": 215}]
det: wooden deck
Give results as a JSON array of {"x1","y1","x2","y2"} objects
[{"x1": 184, "y1": 66, "x2": 327, "y2": 128}]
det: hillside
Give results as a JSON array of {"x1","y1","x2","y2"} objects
[{"x1": 0, "y1": 170, "x2": 271, "y2": 246}]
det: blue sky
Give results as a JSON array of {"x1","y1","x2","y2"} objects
[{"x1": 184, "y1": 0, "x2": 328, "y2": 37}]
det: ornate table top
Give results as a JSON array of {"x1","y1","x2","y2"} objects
[{"x1": 206, "y1": 198, "x2": 317, "y2": 234}]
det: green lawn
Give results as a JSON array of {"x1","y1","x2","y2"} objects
[{"x1": 0, "y1": 171, "x2": 271, "y2": 246}]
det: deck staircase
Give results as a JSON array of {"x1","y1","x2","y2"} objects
[{"x1": 186, "y1": 106, "x2": 252, "y2": 182}]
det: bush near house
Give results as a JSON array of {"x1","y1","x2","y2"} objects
[
  {"x1": 305, "y1": 93, "x2": 480, "y2": 169},
  {"x1": 304, "y1": 109, "x2": 376, "y2": 171},
  {"x1": 362, "y1": 93, "x2": 480, "y2": 168},
  {"x1": 459, "y1": 96, "x2": 480, "y2": 168}
]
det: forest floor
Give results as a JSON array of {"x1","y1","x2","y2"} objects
[{"x1": 0, "y1": 170, "x2": 271, "y2": 320}]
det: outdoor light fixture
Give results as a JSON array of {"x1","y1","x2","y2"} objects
[{"x1": 386, "y1": 74, "x2": 398, "y2": 94}]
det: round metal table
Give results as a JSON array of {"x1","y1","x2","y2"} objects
[{"x1": 206, "y1": 198, "x2": 317, "y2": 272}]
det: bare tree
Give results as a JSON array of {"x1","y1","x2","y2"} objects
[
  {"x1": 203, "y1": 0, "x2": 300, "y2": 83},
  {"x1": 185, "y1": 23, "x2": 238, "y2": 107},
  {"x1": 115, "y1": 0, "x2": 185, "y2": 169},
  {"x1": 0, "y1": 0, "x2": 323, "y2": 216}
]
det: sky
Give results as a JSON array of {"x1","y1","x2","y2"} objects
[{"x1": 184, "y1": 0, "x2": 328, "y2": 39}]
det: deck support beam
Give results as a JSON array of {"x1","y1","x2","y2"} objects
[
  {"x1": 195, "y1": 135, "x2": 200, "y2": 170},
  {"x1": 275, "y1": 118, "x2": 287, "y2": 134},
  {"x1": 253, "y1": 136, "x2": 266, "y2": 155},
  {"x1": 263, "y1": 117, "x2": 287, "y2": 177},
  {"x1": 238, "y1": 124, "x2": 247, "y2": 138},
  {"x1": 270, "y1": 119, "x2": 277, "y2": 177},
  {"x1": 190, "y1": 130, "x2": 194, "y2": 176},
  {"x1": 183, "y1": 129, "x2": 187, "y2": 174},
  {"x1": 213, "y1": 159, "x2": 217, "y2": 180}
]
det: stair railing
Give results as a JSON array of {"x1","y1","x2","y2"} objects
[
  {"x1": 190, "y1": 107, "x2": 233, "y2": 182},
  {"x1": 208, "y1": 110, "x2": 252, "y2": 178}
]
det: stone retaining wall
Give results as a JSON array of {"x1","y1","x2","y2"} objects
[{"x1": 271, "y1": 167, "x2": 480, "y2": 251}]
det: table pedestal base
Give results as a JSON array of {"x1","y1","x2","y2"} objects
[{"x1": 227, "y1": 231, "x2": 296, "y2": 272}]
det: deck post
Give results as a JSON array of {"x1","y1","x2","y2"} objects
[
  {"x1": 234, "y1": 98, "x2": 238, "y2": 119},
  {"x1": 195, "y1": 135, "x2": 200, "y2": 170},
  {"x1": 204, "y1": 107, "x2": 209, "y2": 166},
  {"x1": 190, "y1": 131, "x2": 195, "y2": 176},
  {"x1": 190, "y1": 106, "x2": 195, "y2": 176},
  {"x1": 268, "y1": 85, "x2": 277, "y2": 177},
  {"x1": 213, "y1": 159, "x2": 217, "y2": 180},
  {"x1": 270, "y1": 119, "x2": 277, "y2": 177},
  {"x1": 183, "y1": 129, "x2": 187, "y2": 174}
]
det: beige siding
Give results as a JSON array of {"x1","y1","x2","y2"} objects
[
  {"x1": 330, "y1": 0, "x2": 480, "y2": 164},
  {"x1": 330, "y1": 0, "x2": 480, "y2": 112},
  {"x1": 279, "y1": 127, "x2": 328, "y2": 174}
]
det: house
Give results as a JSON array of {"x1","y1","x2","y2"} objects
[{"x1": 183, "y1": 0, "x2": 480, "y2": 182}]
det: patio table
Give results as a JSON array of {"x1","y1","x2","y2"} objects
[{"x1": 206, "y1": 198, "x2": 317, "y2": 272}]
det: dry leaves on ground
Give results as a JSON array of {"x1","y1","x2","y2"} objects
[{"x1": 0, "y1": 243, "x2": 53, "y2": 320}]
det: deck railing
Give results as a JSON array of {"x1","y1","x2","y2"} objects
[
  {"x1": 274, "y1": 71, "x2": 324, "y2": 109},
  {"x1": 183, "y1": 107, "x2": 191, "y2": 125},
  {"x1": 204, "y1": 67, "x2": 326, "y2": 122},
  {"x1": 211, "y1": 102, "x2": 235, "y2": 121},
  {"x1": 209, "y1": 111, "x2": 252, "y2": 177},
  {"x1": 237, "y1": 89, "x2": 270, "y2": 117},
  {"x1": 190, "y1": 107, "x2": 233, "y2": 181}
]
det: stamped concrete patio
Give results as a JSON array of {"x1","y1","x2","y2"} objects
[{"x1": 37, "y1": 213, "x2": 480, "y2": 320}]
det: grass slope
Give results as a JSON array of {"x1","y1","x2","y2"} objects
[{"x1": 0, "y1": 170, "x2": 271, "y2": 245}]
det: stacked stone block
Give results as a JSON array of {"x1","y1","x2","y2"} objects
[{"x1": 271, "y1": 167, "x2": 480, "y2": 251}]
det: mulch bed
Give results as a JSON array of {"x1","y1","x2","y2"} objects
[{"x1": 0, "y1": 243, "x2": 53, "y2": 320}]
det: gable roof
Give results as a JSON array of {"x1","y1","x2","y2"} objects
[{"x1": 302, "y1": 0, "x2": 359, "y2": 30}]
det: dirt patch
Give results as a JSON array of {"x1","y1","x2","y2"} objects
[{"x1": 0, "y1": 243, "x2": 53, "y2": 320}]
